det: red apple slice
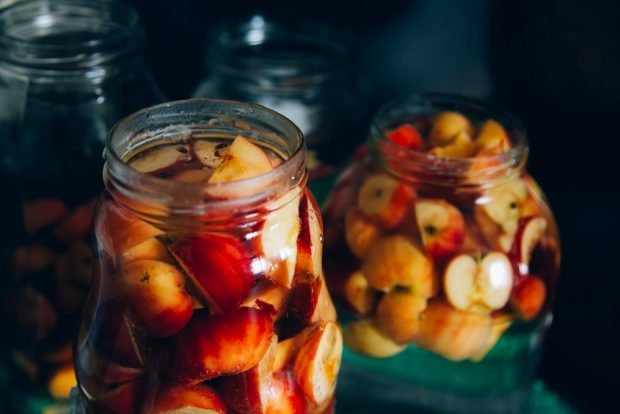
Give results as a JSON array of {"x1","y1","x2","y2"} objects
[
  {"x1": 386, "y1": 123, "x2": 423, "y2": 150},
  {"x1": 428, "y1": 111, "x2": 473, "y2": 146},
  {"x1": 357, "y1": 173, "x2": 414, "y2": 229},
  {"x1": 509, "y1": 216, "x2": 548, "y2": 275},
  {"x1": 344, "y1": 319, "x2": 406, "y2": 358},
  {"x1": 413, "y1": 300, "x2": 492, "y2": 361},
  {"x1": 296, "y1": 190, "x2": 324, "y2": 279},
  {"x1": 167, "y1": 307, "x2": 274, "y2": 384},
  {"x1": 22, "y1": 198, "x2": 69, "y2": 234},
  {"x1": 152, "y1": 384, "x2": 227, "y2": 414},
  {"x1": 119, "y1": 259, "x2": 194, "y2": 337},
  {"x1": 208, "y1": 135, "x2": 273, "y2": 183},
  {"x1": 415, "y1": 198, "x2": 465, "y2": 260},
  {"x1": 264, "y1": 370, "x2": 307, "y2": 414},
  {"x1": 510, "y1": 276, "x2": 546, "y2": 321},
  {"x1": 361, "y1": 235, "x2": 436, "y2": 298},
  {"x1": 217, "y1": 336, "x2": 277, "y2": 413},
  {"x1": 444, "y1": 252, "x2": 513, "y2": 313},
  {"x1": 259, "y1": 188, "x2": 301, "y2": 288},
  {"x1": 169, "y1": 234, "x2": 254, "y2": 314},
  {"x1": 293, "y1": 321, "x2": 343, "y2": 406},
  {"x1": 289, "y1": 272, "x2": 337, "y2": 324}
]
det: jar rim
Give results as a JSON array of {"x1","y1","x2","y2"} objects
[
  {"x1": 0, "y1": 0, "x2": 142, "y2": 70},
  {"x1": 207, "y1": 14, "x2": 355, "y2": 93},
  {"x1": 368, "y1": 93, "x2": 529, "y2": 187},
  {"x1": 105, "y1": 98, "x2": 307, "y2": 223}
]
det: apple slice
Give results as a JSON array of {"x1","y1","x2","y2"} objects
[
  {"x1": 415, "y1": 198, "x2": 465, "y2": 260},
  {"x1": 428, "y1": 111, "x2": 473, "y2": 146},
  {"x1": 342, "y1": 270, "x2": 378, "y2": 316},
  {"x1": 170, "y1": 168, "x2": 212, "y2": 183},
  {"x1": 208, "y1": 135, "x2": 273, "y2": 183},
  {"x1": 129, "y1": 145, "x2": 184, "y2": 173},
  {"x1": 296, "y1": 190, "x2": 324, "y2": 279},
  {"x1": 242, "y1": 281, "x2": 288, "y2": 319},
  {"x1": 474, "y1": 179, "x2": 529, "y2": 251},
  {"x1": 344, "y1": 319, "x2": 406, "y2": 358},
  {"x1": 259, "y1": 188, "x2": 301, "y2": 288},
  {"x1": 119, "y1": 259, "x2": 193, "y2": 337},
  {"x1": 47, "y1": 364, "x2": 76, "y2": 399},
  {"x1": 344, "y1": 207, "x2": 381, "y2": 259},
  {"x1": 510, "y1": 276, "x2": 546, "y2": 321},
  {"x1": 361, "y1": 235, "x2": 436, "y2": 298},
  {"x1": 444, "y1": 252, "x2": 513, "y2": 314},
  {"x1": 166, "y1": 307, "x2": 274, "y2": 384},
  {"x1": 97, "y1": 202, "x2": 164, "y2": 256},
  {"x1": 273, "y1": 326, "x2": 317, "y2": 372},
  {"x1": 289, "y1": 272, "x2": 337, "y2": 324},
  {"x1": 470, "y1": 313, "x2": 514, "y2": 362},
  {"x1": 22, "y1": 198, "x2": 69, "y2": 234},
  {"x1": 194, "y1": 140, "x2": 230, "y2": 169},
  {"x1": 376, "y1": 288, "x2": 427, "y2": 344},
  {"x1": 357, "y1": 173, "x2": 414, "y2": 229},
  {"x1": 53, "y1": 201, "x2": 95, "y2": 243},
  {"x1": 412, "y1": 300, "x2": 492, "y2": 361},
  {"x1": 264, "y1": 370, "x2": 307, "y2": 414},
  {"x1": 475, "y1": 119, "x2": 511, "y2": 155},
  {"x1": 152, "y1": 384, "x2": 227, "y2": 414},
  {"x1": 428, "y1": 131, "x2": 476, "y2": 158},
  {"x1": 122, "y1": 237, "x2": 172, "y2": 264},
  {"x1": 386, "y1": 123, "x2": 423, "y2": 150},
  {"x1": 217, "y1": 336, "x2": 277, "y2": 413},
  {"x1": 509, "y1": 216, "x2": 547, "y2": 275},
  {"x1": 169, "y1": 234, "x2": 254, "y2": 314},
  {"x1": 293, "y1": 322, "x2": 343, "y2": 406}
]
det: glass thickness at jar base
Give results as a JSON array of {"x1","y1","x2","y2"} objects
[
  {"x1": 75, "y1": 99, "x2": 342, "y2": 414},
  {"x1": 322, "y1": 94, "x2": 561, "y2": 413}
]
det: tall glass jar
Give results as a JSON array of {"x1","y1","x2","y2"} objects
[
  {"x1": 74, "y1": 99, "x2": 342, "y2": 413},
  {"x1": 0, "y1": 0, "x2": 163, "y2": 406},
  {"x1": 193, "y1": 15, "x2": 366, "y2": 165},
  {"x1": 322, "y1": 94, "x2": 560, "y2": 413}
]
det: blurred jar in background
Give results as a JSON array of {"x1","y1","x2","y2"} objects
[
  {"x1": 0, "y1": 0, "x2": 163, "y2": 407},
  {"x1": 193, "y1": 15, "x2": 368, "y2": 170}
]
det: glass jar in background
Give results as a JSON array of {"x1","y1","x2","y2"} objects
[
  {"x1": 322, "y1": 94, "x2": 560, "y2": 413},
  {"x1": 74, "y1": 99, "x2": 342, "y2": 413},
  {"x1": 193, "y1": 15, "x2": 367, "y2": 170},
  {"x1": 0, "y1": 0, "x2": 163, "y2": 407}
]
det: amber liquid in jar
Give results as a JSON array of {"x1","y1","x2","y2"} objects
[{"x1": 75, "y1": 100, "x2": 342, "y2": 414}]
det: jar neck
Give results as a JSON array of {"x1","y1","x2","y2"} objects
[
  {"x1": 0, "y1": 0, "x2": 142, "y2": 83},
  {"x1": 207, "y1": 15, "x2": 354, "y2": 97},
  {"x1": 104, "y1": 99, "x2": 307, "y2": 229},
  {"x1": 367, "y1": 94, "x2": 529, "y2": 189}
]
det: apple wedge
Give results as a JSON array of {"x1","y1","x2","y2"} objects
[
  {"x1": 386, "y1": 123, "x2": 423, "y2": 150},
  {"x1": 475, "y1": 119, "x2": 511, "y2": 155},
  {"x1": 193, "y1": 140, "x2": 230, "y2": 169},
  {"x1": 208, "y1": 135, "x2": 273, "y2": 183},
  {"x1": 296, "y1": 190, "x2": 324, "y2": 279},
  {"x1": 413, "y1": 300, "x2": 492, "y2": 361},
  {"x1": 415, "y1": 198, "x2": 465, "y2": 260},
  {"x1": 273, "y1": 326, "x2": 318, "y2": 372},
  {"x1": 509, "y1": 216, "x2": 547, "y2": 275},
  {"x1": 428, "y1": 131, "x2": 476, "y2": 158},
  {"x1": 152, "y1": 384, "x2": 227, "y2": 414},
  {"x1": 166, "y1": 307, "x2": 274, "y2": 384},
  {"x1": 258, "y1": 188, "x2": 301, "y2": 288},
  {"x1": 293, "y1": 321, "x2": 343, "y2": 406},
  {"x1": 342, "y1": 270, "x2": 378, "y2": 316},
  {"x1": 264, "y1": 370, "x2": 307, "y2": 414},
  {"x1": 122, "y1": 237, "x2": 172, "y2": 264},
  {"x1": 344, "y1": 319, "x2": 406, "y2": 358},
  {"x1": 288, "y1": 272, "x2": 337, "y2": 324},
  {"x1": 361, "y1": 235, "x2": 436, "y2": 298},
  {"x1": 169, "y1": 234, "x2": 254, "y2": 314},
  {"x1": 444, "y1": 252, "x2": 513, "y2": 314},
  {"x1": 119, "y1": 259, "x2": 193, "y2": 337},
  {"x1": 129, "y1": 145, "x2": 184, "y2": 173},
  {"x1": 357, "y1": 173, "x2": 414, "y2": 229},
  {"x1": 428, "y1": 111, "x2": 473, "y2": 146},
  {"x1": 376, "y1": 288, "x2": 427, "y2": 344},
  {"x1": 242, "y1": 281, "x2": 288, "y2": 320}
]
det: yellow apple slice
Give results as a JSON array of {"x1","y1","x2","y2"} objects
[
  {"x1": 345, "y1": 208, "x2": 381, "y2": 259},
  {"x1": 344, "y1": 319, "x2": 406, "y2": 358},
  {"x1": 129, "y1": 145, "x2": 183, "y2": 173},
  {"x1": 428, "y1": 111, "x2": 473, "y2": 146},
  {"x1": 208, "y1": 136, "x2": 273, "y2": 183},
  {"x1": 194, "y1": 140, "x2": 230, "y2": 169},
  {"x1": 428, "y1": 131, "x2": 476, "y2": 158},
  {"x1": 343, "y1": 270, "x2": 378, "y2": 316},
  {"x1": 475, "y1": 119, "x2": 511, "y2": 155}
]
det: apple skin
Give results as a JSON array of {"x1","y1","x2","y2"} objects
[
  {"x1": 510, "y1": 276, "x2": 547, "y2": 321},
  {"x1": 415, "y1": 198, "x2": 465, "y2": 260},
  {"x1": 296, "y1": 190, "x2": 324, "y2": 278},
  {"x1": 357, "y1": 173, "x2": 415, "y2": 229},
  {"x1": 386, "y1": 123, "x2": 423, "y2": 150},
  {"x1": 165, "y1": 307, "x2": 274, "y2": 384},
  {"x1": 169, "y1": 234, "x2": 255, "y2": 314},
  {"x1": 264, "y1": 370, "x2": 307, "y2": 414}
]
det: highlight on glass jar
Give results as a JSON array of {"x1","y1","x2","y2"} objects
[
  {"x1": 74, "y1": 99, "x2": 342, "y2": 413},
  {"x1": 322, "y1": 94, "x2": 560, "y2": 412}
]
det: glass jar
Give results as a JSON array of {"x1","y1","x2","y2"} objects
[
  {"x1": 322, "y1": 94, "x2": 560, "y2": 413},
  {"x1": 193, "y1": 15, "x2": 366, "y2": 165},
  {"x1": 74, "y1": 99, "x2": 342, "y2": 413},
  {"x1": 0, "y1": 0, "x2": 163, "y2": 406}
]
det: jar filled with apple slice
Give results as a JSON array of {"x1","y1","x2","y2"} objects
[
  {"x1": 322, "y1": 93, "x2": 560, "y2": 413},
  {"x1": 74, "y1": 99, "x2": 342, "y2": 414}
]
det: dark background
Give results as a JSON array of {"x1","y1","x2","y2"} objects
[{"x1": 128, "y1": 1, "x2": 620, "y2": 412}]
